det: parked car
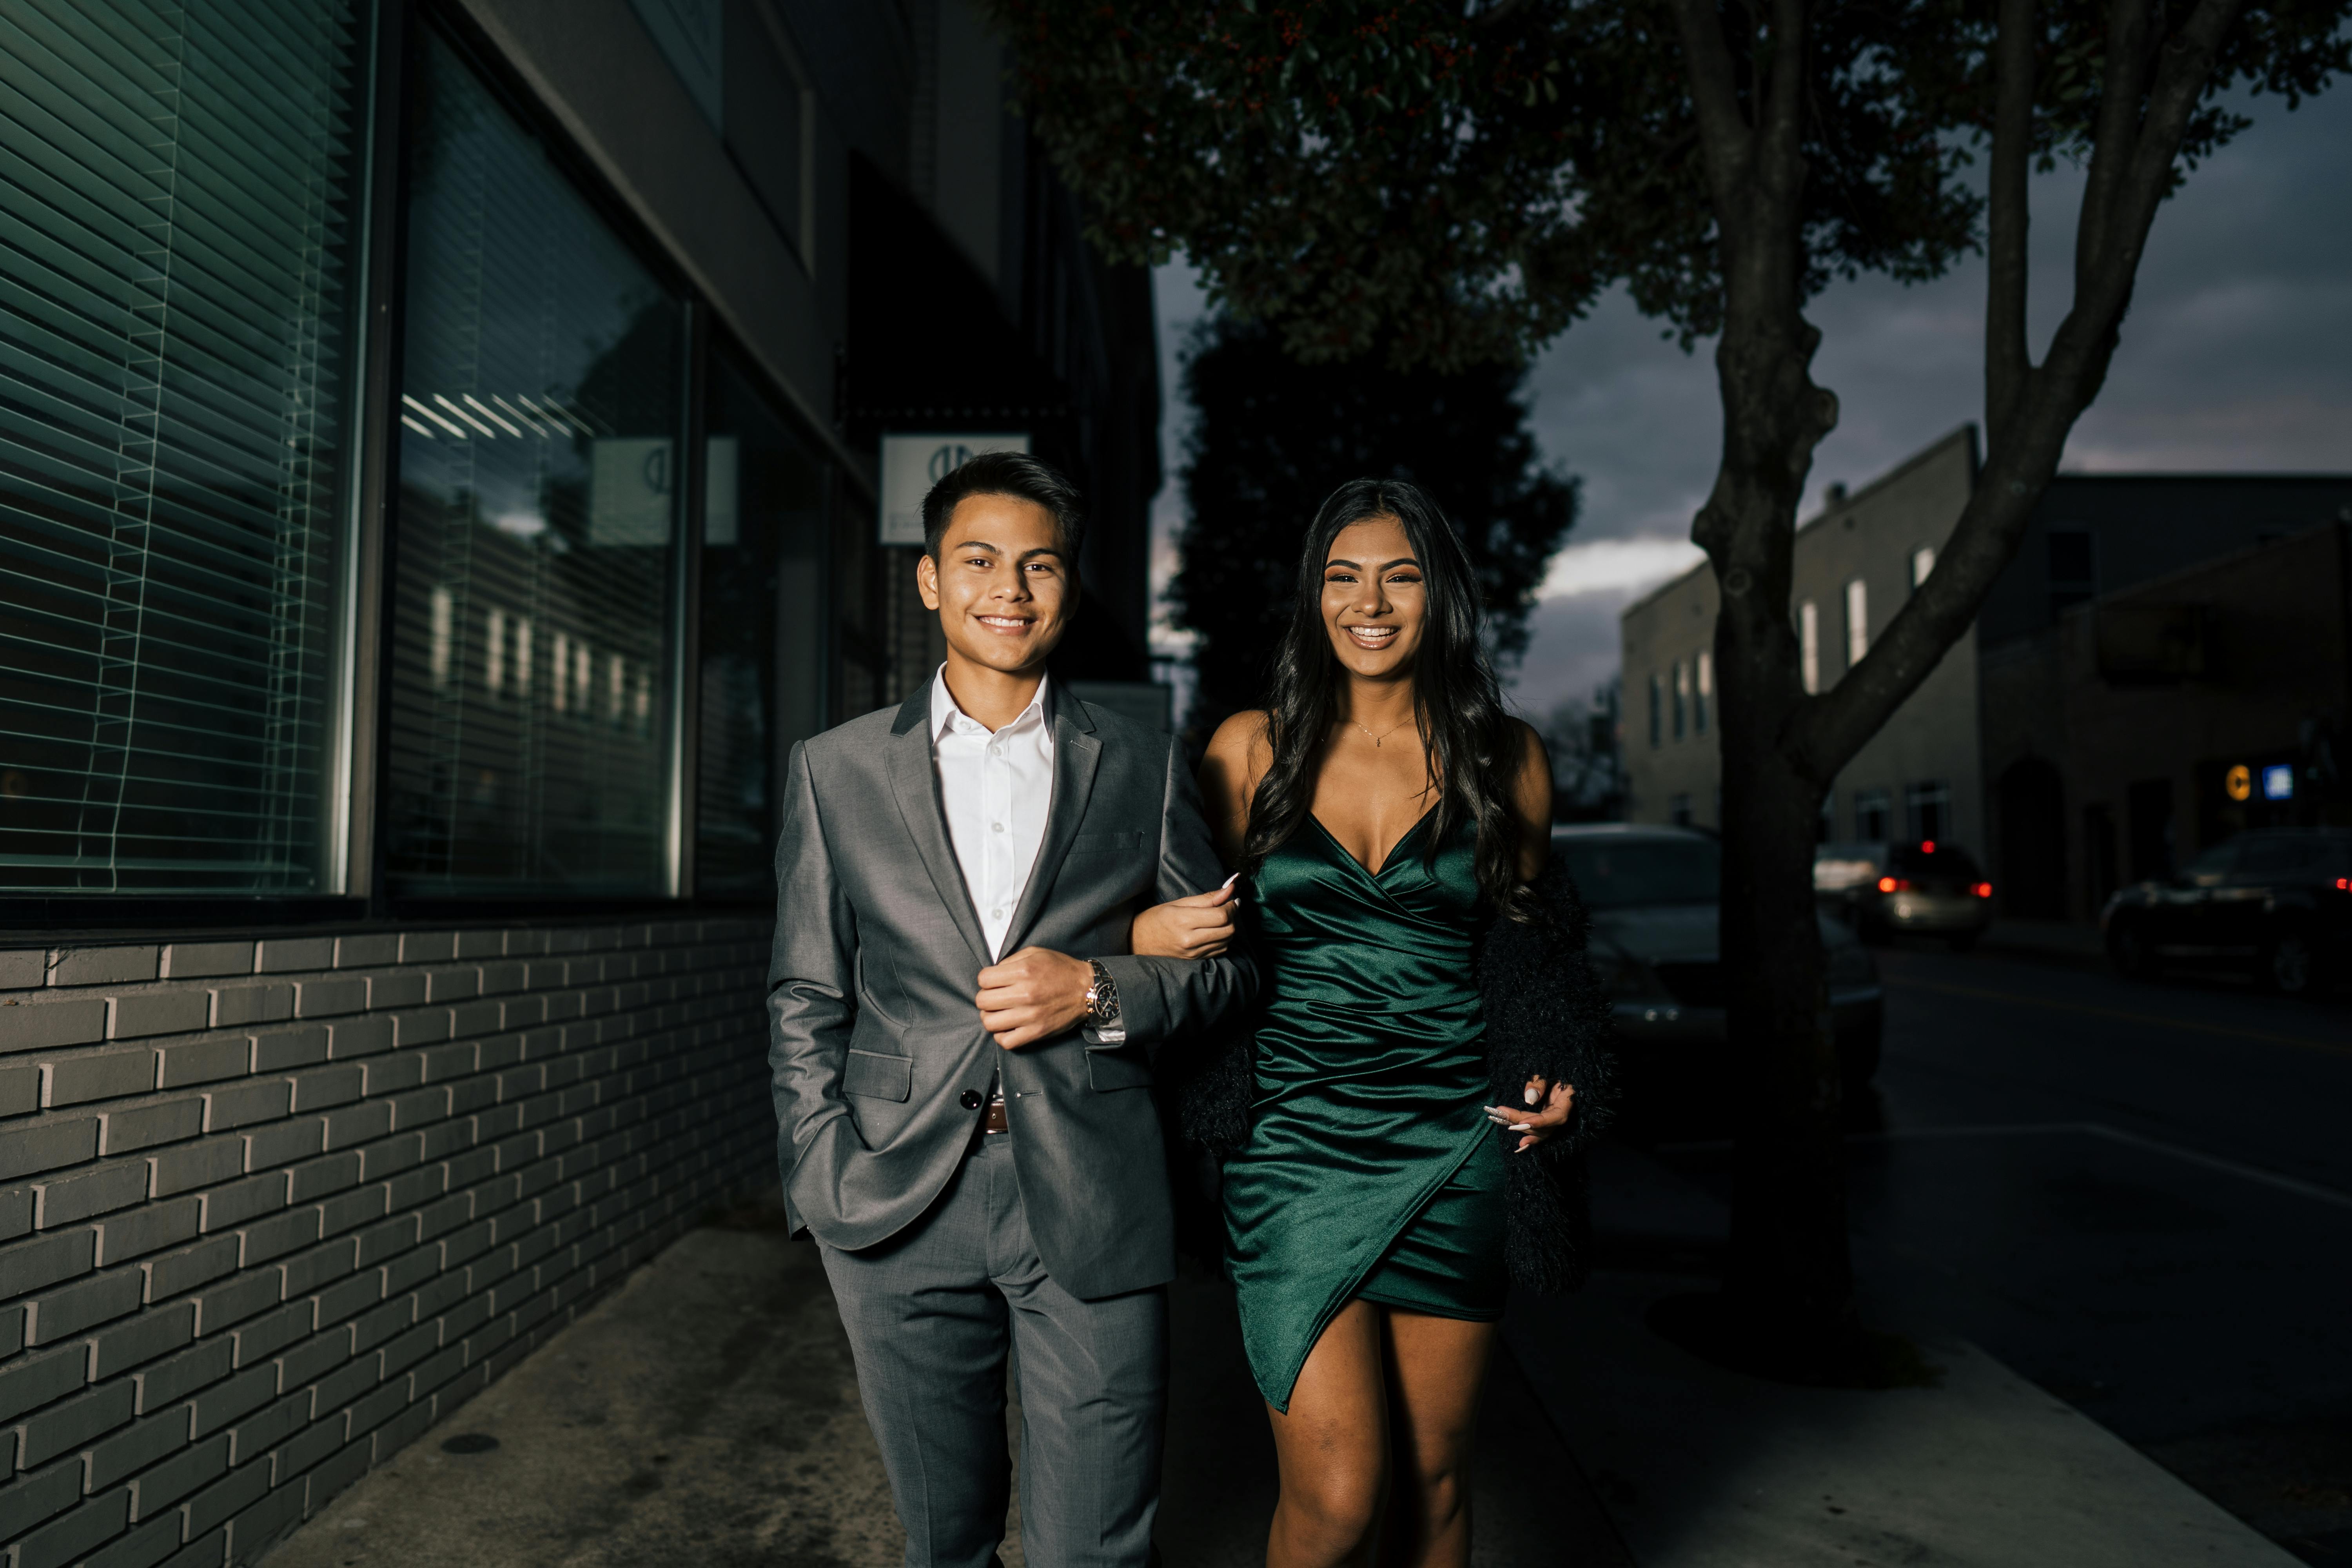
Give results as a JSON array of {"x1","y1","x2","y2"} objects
[
  {"x1": 1814, "y1": 839, "x2": 1994, "y2": 948},
  {"x1": 1554, "y1": 825, "x2": 1886, "y2": 1122},
  {"x1": 2101, "y1": 828, "x2": 2352, "y2": 995}
]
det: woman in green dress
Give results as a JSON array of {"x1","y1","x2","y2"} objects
[{"x1": 1133, "y1": 478, "x2": 1577, "y2": 1568}]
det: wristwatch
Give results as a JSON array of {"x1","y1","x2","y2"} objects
[{"x1": 1085, "y1": 960, "x2": 1125, "y2": 1043}]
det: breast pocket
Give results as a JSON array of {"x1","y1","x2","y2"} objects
[
  {"x1": 842, "y1": 1048, "x2": 913, "y2": 1103},
  {"x1": 1069, "y1": 830, "x2": 1147, "y2": 856}
]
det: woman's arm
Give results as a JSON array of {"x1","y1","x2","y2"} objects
[
  {"x1": 1130, "y1": 711, "x2": 1269, "y2": 960},
  {"x1": 1196, "y1": 709, "x2": 1270, "y2": 866},
  {"x1": 1508, "y1": 717, "x2": 1553, "y2": 883}
]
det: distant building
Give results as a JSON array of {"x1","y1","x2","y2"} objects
[
  {"x1": 1620, "y1": 428, "x2": 1984, "y2": 848},
  {"x1": 1982, "y1": 488, "x2": 2352, "y2": 921}
]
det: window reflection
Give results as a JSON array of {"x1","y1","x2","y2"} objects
[
  {"x1": 696, "y1": 347, "x2": 829, "y2": 898},
  {"x1": 385, "y1": 32, "x2": 684, "y2": 897}
]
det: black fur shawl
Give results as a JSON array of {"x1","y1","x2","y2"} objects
[{"x1": 1163, "y1": 858, "x2": 1617, "y2": 1294}]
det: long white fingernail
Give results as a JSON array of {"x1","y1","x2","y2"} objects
[
  {"x1": 1524, "y1": 1087, "x2": 1539, "y2": 1105},
  {"x1": 1222, "y1": 872, "x2": 1240, "y2": 889}
]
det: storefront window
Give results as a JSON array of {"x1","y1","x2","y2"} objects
[
  {"x1": 696, "y1": 344, "x2": 828, "y2": 898},
  {"x1": 385, "y1": 30, "x2": 686, "y2": 897},
  {"x1": 0, "y1": 1, "x2": 372, "y2": 894}
]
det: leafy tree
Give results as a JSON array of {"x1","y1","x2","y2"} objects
[
  {"x1": 1170, "y1": 316, "x2": 1577, "y2": 731},
  {"x1": 990, "y1": 0, "x2": 2351, "y2": 1375}
]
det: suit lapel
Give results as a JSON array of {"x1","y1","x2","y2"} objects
[
  {"x1": 999, "y1": 691, "x2": 1102, "y2": 956},
  {"x1": 884, "y1": 691, "x2": 992, "y2": 970}
]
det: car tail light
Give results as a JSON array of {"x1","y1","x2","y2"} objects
[
  {"x1": 1877, "y1": 876, "x2": 1911, "y2": 893},
  {"x1": 1973, "y1": 882, "x2": 1993, "y2": 898},
  {"x1": 2339, "y1": 877, "x2": 2351, "y2": 891}
]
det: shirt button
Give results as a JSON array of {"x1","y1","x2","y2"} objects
[
  {"x1": 991, "y1": 822, "x2": 1004, "y2": 832},
  {"x1": 960, "y1": 1089, "x2": 983, "y2": 1111},
  {"x1": 992, "y1": 907, "x2": 1005, "y2": 918}
]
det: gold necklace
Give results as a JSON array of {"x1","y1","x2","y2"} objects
[{"x1": 1350, "y1": 717, "x2": 1416, "y2": 749}]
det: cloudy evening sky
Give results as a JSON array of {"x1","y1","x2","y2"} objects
[{"x1": 1148, "y1": 86, "x2": 2352, "y2": 722}]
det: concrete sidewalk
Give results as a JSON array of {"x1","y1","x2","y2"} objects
[
  {"x1": 1528, "y1": 1141, "x2": 2305, "y2": 1568},
  {"x1": 260, "y1": 1198, "x2": 1624, "y2": 1568},
  {"x1": 261, "y1": 1149, "x2": 2289, "y2": 1567}
]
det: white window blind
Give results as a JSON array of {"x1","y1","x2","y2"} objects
[
  {"x1": 1845, "y1": 578, "x2": 1869, "y2": 667},
  {"x1": 0, "y1": 0, "x2": 372, "y2": 894}
]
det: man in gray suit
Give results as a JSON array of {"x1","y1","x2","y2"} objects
[{"x1": 768, "y1": 452, "x2": 1252, "y2": 1568}]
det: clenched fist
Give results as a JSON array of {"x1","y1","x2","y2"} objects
[{"x1": 975, "y1": 947, "x2": 1094, "y2": 1050}]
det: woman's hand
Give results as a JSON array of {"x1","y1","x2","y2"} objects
[
  {"x1": 1485, "y1": 1074, "x2": 1575, "y2": 1153},
  {"x1": 1131, "y1": 877, "x2": 1241, "y2": 960}
]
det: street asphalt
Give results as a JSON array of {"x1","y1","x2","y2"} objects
[{"x1": 1649, "y1": 938, "x2": 2352, "y2": 1565}]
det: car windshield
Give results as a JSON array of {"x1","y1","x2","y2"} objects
[
  {"x1": 1886, "y1": 843, "x2": 1983, "y2": 880},
  {"x1": 2181, "y1": 840, "x2": 2238, "y2": 884},
  {"x1": 1557, "y1": 837, "x2": 1720, "y2": 908}
]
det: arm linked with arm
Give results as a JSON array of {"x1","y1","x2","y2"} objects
[
  {"x1": 1089, "y1": 736, "x2": 1259, "y2": 1050},
  {"x1": 766, "y1": 742, "x2": 858, "y2": 1174}
]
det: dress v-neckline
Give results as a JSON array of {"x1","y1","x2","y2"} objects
[{"x1": 1308, "y1": 806, "x2": 1438, "y2": 880}]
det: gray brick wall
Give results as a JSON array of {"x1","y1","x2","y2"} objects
[{"x1": 0, "y1": 918, "x2": 773, "y2": 1567}]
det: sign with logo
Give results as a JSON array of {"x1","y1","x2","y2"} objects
[{"x1": 879, "y1": 433, "x2": 1031, "y2": 546}]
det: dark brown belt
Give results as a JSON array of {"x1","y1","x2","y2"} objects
[{"x1": 983, "y1": 1099, "x2": 1010, "y2": 1135}]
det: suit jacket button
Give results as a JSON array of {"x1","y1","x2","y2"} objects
[{"x1": 959, "y1": 1089, "x2": 983, "y2": 1111}]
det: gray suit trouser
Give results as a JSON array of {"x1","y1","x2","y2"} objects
[{"x1": 819, "y1": 1131, "x2": 1167, "y2": 1568}]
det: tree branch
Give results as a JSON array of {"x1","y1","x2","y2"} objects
[
  {"x1": 1797, "y1": 0, "x2": 2252, "y2": 783},
  {"x1": 1984, "y1": 0, "x2": 2035, "y2": 448},
  {"x1": 1757, "y1": 0, "x2": 1810, "y2": 195},
  {"x1": 2074, "y1": 0, "x2": 2158, "y2": 298},
  {"x1": 1665, "y1": 0, "x2": 1759, "y2": 211}
]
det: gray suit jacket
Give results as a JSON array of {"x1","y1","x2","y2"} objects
[{"x1": 766, "y1": 683, "x2": 1255, "y2": 1299}]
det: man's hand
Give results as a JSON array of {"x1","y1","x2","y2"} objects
[
  {"x1": 976, "y1": 947, "x2": 1095, "y2": 1050},
  {"x1": 1131, "y1": 876, "x2": 1240, "y2": 960}
]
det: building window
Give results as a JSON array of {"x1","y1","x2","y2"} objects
[
  {"x1": 385, "y1": 31, "x2": 688, "y2": 897},
  {"x1": 1669, "y1": 793, "x2": 1693, "y2": 827},
  {"x1": 1671, "y1": 661, "x2": 1688, "y2": 740},
  {"x1": 1694, "y1": 652, "x2": 1711, "y2": 734},
  {"x1": 1648, "y1": 673, "x2": 1662, "y2": 748},
  {"x1": 1799, "y1": 601, "x2": 1819, "y2": 694},
  {"x1": 2048, "y1": 527, "x2": 2096, "y2": 617},
  {"x1": 0, "y1": 3, "x2": 374, "y2": 895},
  {"x1": 1845, "y1": 577, "x2": 1869, "y2": 668},
  {"x1": 1911, "y1": 545, "x2": 1935, "y2": 591},
  {"x1": 1906, "y1": 780, "x2": 1950, "y2": 843},
  {"x1": 695, "y1": 342, "x2": 831, "y2": 898},
  {"x1": 1854, "y1": 786, "x2": 1891, "y2": 842}
]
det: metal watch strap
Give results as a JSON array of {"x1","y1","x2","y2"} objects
[{"x1": 1086, "y1": 959, "x2": 1121, "y2": 1026}]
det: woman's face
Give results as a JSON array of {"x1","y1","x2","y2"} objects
[{"x1": 1320, "y1": 514, "x2": 1427, "y2": 679}]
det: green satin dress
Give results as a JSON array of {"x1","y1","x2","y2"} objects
[{"x1": 1224, "y1": 809, "x2": 1508, "y2": 1412}]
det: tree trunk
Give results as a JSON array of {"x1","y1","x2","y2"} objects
[{"x1": 1701, "y1": 305, "x2": 1858, "y2": 1375}]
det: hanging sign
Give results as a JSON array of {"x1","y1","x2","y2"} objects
[{"x1": 879, "y1": 433, "x2": 1031, "y2": 546}]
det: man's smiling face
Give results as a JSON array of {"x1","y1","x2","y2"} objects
[{"x1": 916, "y1": 491, "x2": 1076, "y2": 679}]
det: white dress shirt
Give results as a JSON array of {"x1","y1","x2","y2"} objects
[{"x1": 930, "y1": 665, "x2": 1055, "y2": 962}]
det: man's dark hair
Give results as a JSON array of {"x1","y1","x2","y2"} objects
[{"x1": 920, "y1": 450, "x2": 1086, "y2": 562}]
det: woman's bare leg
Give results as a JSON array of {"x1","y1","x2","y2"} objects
[
  {"x1": 1265, "y1": 1300, "x2": 1390, "y2": 1568},
  {"x1": 1374, "y1": 1311, "x2": 1495, "y2": 1568}
]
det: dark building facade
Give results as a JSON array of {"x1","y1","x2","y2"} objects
[
  {"x1": 0, "y1": 3, "x2": 1156, "y2": 1563},
  {"x1": 1980, "y1": 479, "x2": 2352, "y2": 922}
]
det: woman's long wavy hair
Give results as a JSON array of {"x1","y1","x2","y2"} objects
[{"x1": 1241, "y1": 478, "x2": 1532, "y2": 920}]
